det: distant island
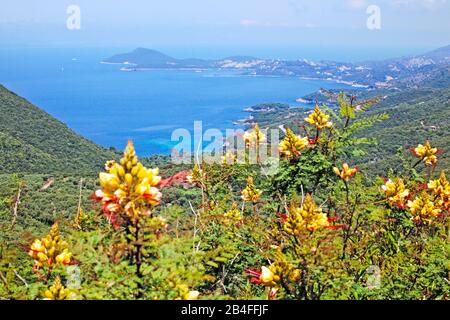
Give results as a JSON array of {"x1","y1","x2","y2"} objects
[{"x1": 103, "y1": 45, "x2": 450, "y2": 90}]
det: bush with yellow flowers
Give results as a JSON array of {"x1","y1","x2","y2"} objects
[
  {"x1": 278, "y1": 127, "x2": 309, "y2": 159},
  {"x1": 283, "y1": 194, "x2": 330, "y2": 234},
  {"x1": 247, "y1": 260, "x2": 300, "y2": 299},
  {"x1": 241, "y1": 93, "x2": 448, "y2": 300},
  {"x1": 86, "y1": 141, "x2": 209, "y2": 299},
  {"x1": 241, "y1": 176, "x2": 262, "y2": 204},
  {"x1": 428, "y1": 171, "x2": 450, "y2": 210},
  {"x1": 381, "y1": 177, "x2": 410, "y2": 209},
  {"x1": 223, "y1": 202, "x2": 243, "y2": 225},
  {"x1": 42, "y1": 276, "x2": 77, "y2": 300},
  {"x1": 333, "y1": 162, "x2": 358, "y2": 182},
  {"x1": 1, "y1": 91, "x2": 448, "y2": 301},
  {"x1": 243, "y1": 123, "x2": 266, "y2": 164},
  {"x1": 243, "y1": 123, "x2": 266, "y2": 147},
  {"x1": 94, "y1": 140, "x2": 162, "y2": 226},
  {"x1": 411, "y1": 140, "x2": 439, "y2": 167},
  {"x1": 28, "y1": 223, "x2": 73, "y2": 273}
]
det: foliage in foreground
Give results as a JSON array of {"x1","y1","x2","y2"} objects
[{"x1": 0, "y1": 93, "x2": 449, "y2": 300}]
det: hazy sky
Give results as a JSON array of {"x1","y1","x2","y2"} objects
[{"x1": 1, "y1": 0, "x2": 449, "y2": 51}]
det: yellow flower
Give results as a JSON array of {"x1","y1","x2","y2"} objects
[
  {"x1": 241, "y1": 177, "x2": 262, "y2": 203},
  {"x1": 175, "y1": 283, "x2": 200, "y2": 300},
  {"x1": 30, "y1": 240, "x2": 45, "y2": 254},
  {"x1": 186, "y1": 164, "x2": 205, "y2": 184},
  {"x1": 333, "y1": 162, "x2": 358, "y2": 182},
  {"x1": 428, "y1": 171, "x2": 450, "y2": 210},
  {"x1": 278, "y1": 128, "x2": 309, "y2": 158},
  {"x1": 260, "y1": 266, "x2": 277, "y2": 286},
  {"x1": 304, "y1": 105, "x2": 332, "y2": 129},
  {"x1": 427, "y1": 171, "x2": 450, "y2": 200},
  {"x1": 55, "y1": 249, "x2": 72, "y2": 265},
  {"x1": 95, "y1": 140, "x2": 162, "y2": 222},
  {"x1": 28, "y1": 223, "x2": 72, "y2": 269},
  {"x1": 258, "y1": 262, "x2": 300, "y2": 289},
  {"x1": 381, "y1": 178, "x2": 410, "y2": 208},
  {"x1": 412, "y1": 141, "x2": 438, "y2": 166},
  {"x1": 183, "y1": 290, "x2": 200, "y2": 300},
  {"x1": 284, "y1": 194, "x2": 329, "y2": 234},
  {"x1": 407, "y1": 191, "x2": 441, "y2": 224},
  {"x1": 224, "y1": 202, "x2": 242, "y2": 224},
  {"x1": 43, "y1": 276, "x2": 75, "y2": 300},
  {"x1": 104, "y1": 160, "x2": 117, "y2": 171},
  {"x1": 243, "y1": 123, "x2": 266, "y2": 146},
  {"x1": 289, "y1": 269, "x2": 301, "y2": 282},
  {"x1": 99, "y1": 173, "x2": 120, "y2": 191}
]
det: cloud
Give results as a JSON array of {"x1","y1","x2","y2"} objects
[{"x1": 240, "y1": 19, "x2": 258, "y2": 26}]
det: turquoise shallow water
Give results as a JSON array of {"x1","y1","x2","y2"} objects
[{"x1": 0, "y1": 48, "x2": 351, "y2": 155}]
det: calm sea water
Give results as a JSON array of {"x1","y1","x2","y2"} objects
[{"x1": 0, "y1": 48, "x2": 353, "y2": 155}]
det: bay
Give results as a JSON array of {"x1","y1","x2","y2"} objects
[{"x1": 0, "y1": 47, "x2": 351, "y2": 155}]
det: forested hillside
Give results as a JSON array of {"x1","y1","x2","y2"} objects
[
  {"x1": 359, "y1": 87, "x2": 450, "y2": 174},
  {"x1": 245, "y1": 86, "x2": 450, "y2": 174},
  {"x1": 0, "y1": 85, "x2": 118, "y2": 174}
]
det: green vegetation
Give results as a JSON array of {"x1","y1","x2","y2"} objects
[
  {"x1": 358, "y1": 88, "x2": 450, "y2": 174},
  {"x1": 247, "y1": 86, "x2": 450, "y2": 175},
  {"x1": 0, "y1": 85, "x2": 118, "y2": 174},
  {"x1": 0, "y1": 86, "x2": 449, "y2": 300}
]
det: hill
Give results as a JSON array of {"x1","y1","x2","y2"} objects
[
  {"x1": 104, "y1": 48, "x2": 177, "y2": 66},
  {"x1": 104, "y1": 45, "x2": 450, "y2": 89},
  {"x1": 0, "y1": 85, "x2": 118, "y2": 174},
  {"x1": 358, "y1": 87, "x2": 450, "y2": 173},
  {"x1": 103, "y1": 48, "x2": 214, "y2": 69}
]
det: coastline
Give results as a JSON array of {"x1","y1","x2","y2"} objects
[
  {"x1": 103, "y1": 61, "x2": 370, "y2": 88},
  {"x1": 298, "y1": 76, "x2": 370, "y2": 89}
]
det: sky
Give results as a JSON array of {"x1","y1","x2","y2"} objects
[{"x1": 0, "y1": 0, "x2": 449, "y2": 57}]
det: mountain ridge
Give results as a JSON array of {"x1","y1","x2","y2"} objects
[{"x1": 104, "y1": 45, "x2": 450, "y2": 89}]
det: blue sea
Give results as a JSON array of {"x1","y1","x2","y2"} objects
[{"x1": 0, "y1": 47, "x2": 356, "y2": 155}]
